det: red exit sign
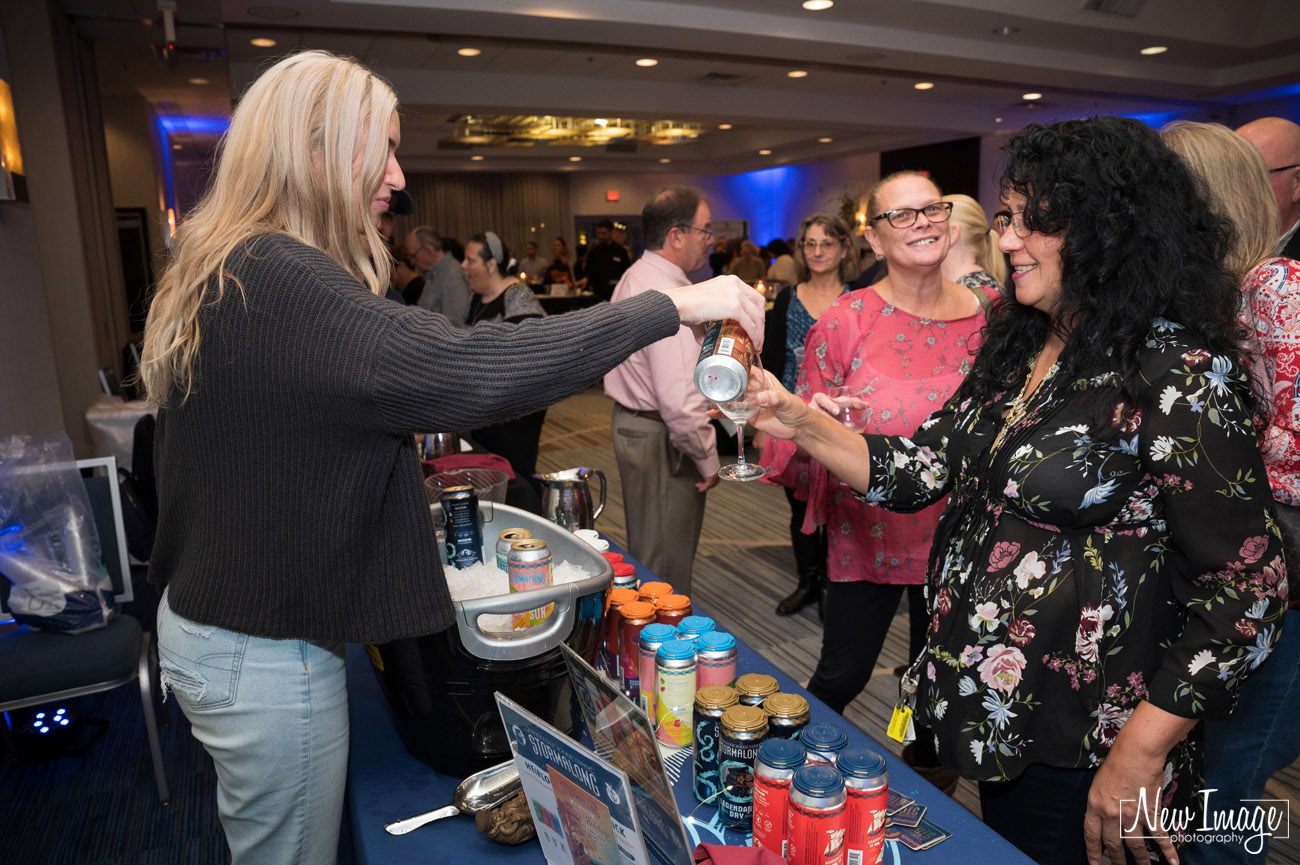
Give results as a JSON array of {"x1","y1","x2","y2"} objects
[{"x1": 606, "y1": 190, "x2": 619, "y2": 202}]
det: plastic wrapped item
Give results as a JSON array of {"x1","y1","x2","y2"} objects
[{"x1": 0, "y1": 433, "x2": 118, "y2": 633}]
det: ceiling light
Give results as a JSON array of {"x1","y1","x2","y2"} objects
[
  {"x1": 914, "y1": 82, "x2": 935, "y2": 90},
  {"x1": 992, "y1": 25, "x2": 1019, "y2": 36},
  {"x1": 995, "y1": 116, "x2": 1004, "y2": 124},
  {"x1": 787, "y1": 70, "x2": 808, "y2": 79},
  {"x1": 758, "y1": 149, "x2": 771, "y2": 156},
  {"x1": 802, "y1": 0, "x2": 834, "y2": 9},
  {"x1": 659, "y1": 158, "x2": 671, "y2": 164},
  {"x1": 718, "y1": 123, "x2": 733, "y2": 130},
  {"x1": 249, "y1": 37, "x2": 277, "y2": 48},
  {"x1": 187, "y1": 77, "x2": 209, "y2": 85},
  {"x1": 569, "y1": 156, "x2": 582, "y2": 162},
  {"x1": 635, "y1": 58, "x2": 658, "y2": 67},
  {"x1": 470, "y1": 155, "x2": 484, "y2": 161},
  {"x1": 1139, "y1": 45, "x2": 1167, "y2": 55},
  {"x1": 457, "y1": 48, "x2": 482, "y2": 57},
  {"x1": 818, "y1": 137, "x2": 833, "y2": 143},
  {"x1": 1022, "y1": 92, "x2": 1042, "y2": 101},
  {"x1": 172, "y1": 144, "x2": 183, "y2": 150}
]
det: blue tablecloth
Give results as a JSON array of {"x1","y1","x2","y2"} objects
[{"x1": 345, "y1": 546, "x2": 1034, "y2": 864}]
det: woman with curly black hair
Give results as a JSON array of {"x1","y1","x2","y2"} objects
[{"x1": 749, "y1": 116, "x2": 1287, "y2": 865}]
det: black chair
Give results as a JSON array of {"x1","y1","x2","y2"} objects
[{"x1": 0, "y1": 456, "x2": 169, "y2": 804}]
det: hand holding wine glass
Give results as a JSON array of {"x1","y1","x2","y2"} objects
[
  {"x1": 828, "y1": 385, "x2": 868, "y2": 433},
  {"x1": 716, "y1": 358, "x2": 769, "y2": 482}
]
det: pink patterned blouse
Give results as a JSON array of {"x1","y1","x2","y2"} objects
[
  {"x1": 1243, "y1": 256, "x2": 1300, "y2": 505},
  {"x1": 760, "y1": 285, "x2": 994, "y2": 585}
]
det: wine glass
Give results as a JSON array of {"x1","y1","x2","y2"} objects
[
  {"x1": 829, "y1": 385, "x2": 868, "y2": 433},
  {"x1": 716, "y1": 360, "x2": 768, "y2": 482}
]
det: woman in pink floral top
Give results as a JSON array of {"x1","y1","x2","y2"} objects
[
  {"x1": 1163, "y1": 120, "x2": 1300, "y2": 865},
  {"x1": 763, "y1": 171, "x2": 997, "y2": 727}
]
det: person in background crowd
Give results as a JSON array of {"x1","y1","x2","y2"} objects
[
  {"x1": 462, "y1": 231, "x2": 550, "y2": 507},
  {"x1": 727, "y1": 239, "x2": 766, "y2": 284},
  {"x1": 762, "y1": 173, "x2": 993, "y2": 798},
  {"x1": 940, "y1": 193, "x2": 1008, "y2": 296},
  {"x1": 709, "y1": 236, "x2": 733, "y2": 277},
  {"x1": 1236, "y1": 116, "x2": 1300, "y2": 261},
  {"x1": 766, "y1": 237, "x2": 799, "y2": 285},
  {"x1": 405, "y1": 225, "x2": 471, "y2": 324},
  {"x1": 516, "y1": 240, "x2": 548, "y2": 284},
  {"x1": 605, "y1": 186, "x2": 745, "y2": 596},
  {"x1": 612, "y1": 222, "x2": 632, "y2": 259},
  {"x1": 392, "y1": 255, "x2": 425, "y2": 306},
  {"x1": 139, "y1": 51, "x2": 763, "y2": 865},
  {"x1": 750, "y1": 116, "x2": 1287, "y2": 865},
  {"x1": 578, "y1": 219, "x2": 634, "y2": 301},
  {"x1": 1162, "y1": 119, "x2": 1300, "y2": 865},
  {"x1": 548, "y1": 237, "x2": 573, "y2": 285},
  {"x1": 756, "y1": 213, "x2": 857, "y2": 618}
]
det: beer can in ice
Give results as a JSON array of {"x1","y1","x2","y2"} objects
[
  {"x1": 441, "y1": 486, "x2": 482, "y2": 569},
  {"x1": 495, "y1": 528, "x2": 532, "y2": 571},
  {"x1": 508, "y1": 539, "x2": 552, "y2": 629}
]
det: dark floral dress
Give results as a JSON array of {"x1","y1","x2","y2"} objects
[{"x1": 862, "y1": 319, "x2": 1288, "y2": 810}]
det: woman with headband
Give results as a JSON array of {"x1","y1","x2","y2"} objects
[{"x1": 463, "y1": 231, "x2": 550, "y2": 497}]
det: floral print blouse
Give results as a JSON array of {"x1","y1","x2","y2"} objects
[
  {"x1": 863, "y1": 319, "x2": 1288, "y2": 794},
  {"x1": 762, "y1": 286, "x2": 993, "y2": 585},
  {"x1": 1242, "y1": 257, "x2": 1300, "y2": 505}
]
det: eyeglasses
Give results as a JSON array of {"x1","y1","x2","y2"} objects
[
  {"x1": 869, "y1": 201, "x2": 953, "y2": 229},
  {"x1": 1269, "y1": 163, "x2": 1300, "y2": 174},
  {"x1": 1005, "y1": 211, "x2": 1033, "y2": 238},
  {"x1": 802, "y1": 239, "x2": 842, "y2": 252},
  {"x1": 992, "y1": 211, "x2": 1012, "y2": 233},
  {"x1": 676, "y1": 224, "x2": 715, "y2": 240}
]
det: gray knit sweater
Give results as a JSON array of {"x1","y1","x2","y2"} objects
[{"x1": 152, "y1": 233, "x2": 679, "y2": 643}]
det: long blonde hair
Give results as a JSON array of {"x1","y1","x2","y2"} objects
[
  {"x1": 141, "y1": 50, "x2": 398, "y2": 406},
  {"x1": 942, "y1": 193, "x2": 1008, "y2": 286},
  {"x1": 1160, "y1": 120, "x2": 1279, "y2": 281}
]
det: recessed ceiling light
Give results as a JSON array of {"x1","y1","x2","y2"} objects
[
  {"x1": 718, "y1": 123, "x2": 733, "y2": 130},
  {"x1": 635, "y1": 58, "x2": 658, "y2": 67},
  {"x1": 802, "y1": 0, "x2": 834, "y2": 10},
  {"x1": 995, "y1": 116, "x2": 1004, "y2": 124},
  {"x1": 818, "y1": 137, "x2": 833, "y2": 143},
  {"x1": 569, "y1": 156, "x2": 582, "y2": 162},
  {"x1": 172, "y1": 144, "x2": 183, "y2": 150},
  {"x1": 914, "y1": 82, "x2": 935, "y2": 90},
  {"x1": 992, "y1": 25, "x2": 1019, "y2": 36},
  {"x1": 1022, "y1": 92, "x2": 1042, "y2": 101},
  {"x1": 758, "y1": 149, "x2": 772, "y2": 155},
  {"x1": 787, "y1": 70, "x2": 808, "y2": 79},
  {"x1": 659, "y1": 158, "x2": 672, "y2": 164},
  {"x1": 457, "y1": 48, "x2": 481, "y2": 57},
  {"x1": 249, "y1": 37, "x2": 277, "y2": 48},
  {"x1": 470, "y1": 155, "x2": 484, "y2": 161},
  {"x1": 1139, "y1": 45, "x2": 1167, "y2": 55},
  {"x1": 187, "y1": 77, "x2": 209, "y2": 85}
]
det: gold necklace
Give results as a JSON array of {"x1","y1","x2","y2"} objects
[{"x1": 992, "y1": 361, "x2": 1047, "y2": 452}]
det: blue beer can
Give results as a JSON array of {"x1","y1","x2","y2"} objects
[{"x1": 441, "y1": 485, "x2": 483, "y2": 569}]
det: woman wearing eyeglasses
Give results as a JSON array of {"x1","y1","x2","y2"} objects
[
  {"x1": 761, "y1": 174, "x2": 997, "y2": 788},
  {"x1": 750, "y1": 118, "x2": 1286, "y2": 865},
  {"x1": 757, "y1": 213, "x2": 858, "y2": 618}
]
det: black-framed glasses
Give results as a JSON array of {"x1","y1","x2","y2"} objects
[
  {"x1": 869, "y1": 201, "x2": 953, "y2": 229},
  {"x1": 801, "y1": 239, "x2": 841, "y2": 252},
  {"x1": 1269, "y1": 163, "x2": 1300, "y2": 174},
  {"x1": 676, "y1": 224, "x2": 715, "y2": 240}
]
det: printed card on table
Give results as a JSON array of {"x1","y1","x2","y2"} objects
[{"x1": 496, "y1": 693, "x2": 650, "y2": 865}]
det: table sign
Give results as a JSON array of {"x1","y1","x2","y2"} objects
[
  {"x1": 561, "y1": 644, "x2": 694, "y2": 865},
  {"x1": 497, "y1": 693, "x2": 649, "y2": 865}
]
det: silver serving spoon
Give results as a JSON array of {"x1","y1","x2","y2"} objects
[{"x1": 384, "y1": 761, "x2": 522, "y2": 835}]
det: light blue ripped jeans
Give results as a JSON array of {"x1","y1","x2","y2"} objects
[{"x1": 157, "y1": 589, "x2": 349, "y2": 865}]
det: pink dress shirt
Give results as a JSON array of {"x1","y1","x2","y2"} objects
[{"x1": 604, "y1": 251, "x2": 720, "y2": 479}]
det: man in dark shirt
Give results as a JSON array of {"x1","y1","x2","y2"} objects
[{"x1": 577, "y1": 220, "x2": 634, "y2": 301}]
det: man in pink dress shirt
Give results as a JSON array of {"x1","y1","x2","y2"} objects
[{"x1": 604, "y1": 186, "x2": 719, "y2": 594}]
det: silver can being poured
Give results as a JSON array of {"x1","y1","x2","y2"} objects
[{"x1": 694, "y1": 318, "x2": 757, "y2": 404}]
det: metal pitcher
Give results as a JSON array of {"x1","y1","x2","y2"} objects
[{"x1": 533, "y1": 467, "x2": 606, "y2": 531}]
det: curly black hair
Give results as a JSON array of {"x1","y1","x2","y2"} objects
[{"x1": 955, "y1": 116, "x2": 1247, "y2": 434}]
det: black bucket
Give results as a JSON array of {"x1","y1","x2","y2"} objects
[{"x1": 366, "y1": 503, "x2": 611, "y2": 777}]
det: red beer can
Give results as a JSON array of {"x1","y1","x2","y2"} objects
[
  {"x1": 752, "y1": 738, "x2": 806, "y2": 858},
  {"x1": 839, "y1": 747, "x2": 889, "y2": 865},
  {"x1": 786, "y1": 764, "x2": 847, "y2": 865}
]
